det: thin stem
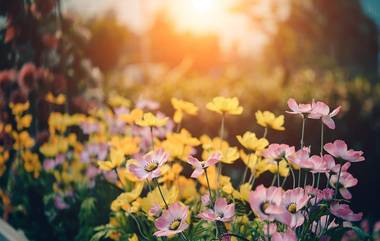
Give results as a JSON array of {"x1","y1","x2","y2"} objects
[
  {"x1": 333, "y1": 163, "x2": 343, "y2": 199},
  {"x1": 176, "y1": 122, "x2": 181, "y2": 133},
  {"x1": 303, "y1": 170, "x2": 308, "y2": 187},
  {"x1": 311, "y1": 172, "x2": 315, "y2": 188},
  {"x1": 241, "y1": 166, "x2": 248, "y2": 185},
  {"x1": 270, "y1": 173, "x2": 277, "y2": 186},
  {"x1": 154, "y1": 178, "x2": 168, "y2": 209},
  {"x1": 281, "y1": 173, "x2": 288, "y2": 188},
  {"x1": 263, "y1": 127, "x2": 268, "y2": 138},
  {"x1": 277, "y1": 162, "x2": 280, "y2": 187},
  {"x1": 320, "y1": 122, "x2": 324, "y2": 156},
  {"x1": 217, "y1": 114, "x2": 225, "y2": 196},
  {"x1": 130, "y1": 214, "x2": 150, "y2": 240},
  {"x1": 300, "y1": 118, "x2": 306, "y2": 148},
  {"x1": 298, "y1": 168, "x2": 302, "y2": 187},
  {"x1": 204, "y1": 168, "x2": 215, "y2": 206},
  {"x1": 316, "y1": 173, "x2": 321, "y2": 189},
  {"x1": 289, "y1": 165, "x2": 296, "y2": 189}
]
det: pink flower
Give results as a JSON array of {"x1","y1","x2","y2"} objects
[
  {"x1": 154, "y1": 202, "x2": 189, "y2": 237},
  {"x1": 330, "y1": 203, "x2": 362, "y2": 222},
  {"x1": 248, "y1": 185, "x2": 283, "y2": 221},
  {"x1": 324, "y1": 140, "x2": 364, "y2": 162},
  {"x1": 305, "y1": 186, "x2": 334, "y2": 203},
  {"x1": 263, "y1": 144, "x2": 295, "y2": 162},
  {"x1": 308, "y1": 101, "x2": 341, "y2": 129},
  {"x1": 272, "y1": 229, "x2": 297, "y2": 241},
  {"x1": 329, "y1": 172, "x2": 358, "y2": 200},
  {"x1": 80, "y1": 143, "x2": 108, "y2": 163},
  {"x1": 128, "y1": 149, "x2": 168, "y2": 181},
  {"x1": 286, "y1": 98, "x2": 312, "y2": 117},
  {"x1": 201, "y1": 194, "x2": 211, "y2": 206},
  {"x1": 187, "y1": 152, "x2": 221, "y2": 178},
  {"x1": 288, "y1": 148, "x2": 314, "y2": 169},
  {"x1": 309, "y1": 154, "x2": 335, "y2": 173},
  {"x1": 149, "y1": 204, "x2": 163, "y2": 218},
  {"x1": 273, "y1": 188, "x2": 309, "y2": 228},
  {"x1": 198, "y1": 198, "x2": 235, "y2": 222}
]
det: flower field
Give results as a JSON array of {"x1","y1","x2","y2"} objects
[{"x1": 1, "y1": 1, "x2": 380, "y2": 241}]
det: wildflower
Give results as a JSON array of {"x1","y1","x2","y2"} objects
[
  {"x1": 286, "y1": 98, "x2": 312, "y2": 117},
  {"x1": 136, "y1": 112, "x2": 168, "y2": 127},
  {"x1": 330, "y1": 203, "x2": 362, "y2": 222},
  {"x1": 324, "y1": 140, "x2": 364, "y2": 162},
  {"x1": 273, "y1": 188, "x2": 309, "y2": 228},
  {"x1": 187, "y1": 152, "x2": 221, "y2": 178},
  {"x1": 236, "y1": 131, "x2": 269, "y2": 152},
  {"x1": 329, "y1": 172, "x2": 358, "y2": 199},
  {"x1": 108, "y1": 95, "x2": 131, "y2": 108},
  {"x1": 149, "y1": 204, "x2": 163, "y2": 218},
  {"x1": 128, "y1": 149, "x2": 168, "y2": 181},
  {"x1": 23, "y1": 151, "x2": 41, "y2": 178},
  {"x1": 206, "y1": 97, "x2": 243, "y2": 115},
  {"x1": 118, "y1": 108, "x2": 144, "y2": 124},
  {"x1": 111, "y1": 183, "x2": 144, "y2": 212},
  {"x1": 98, "y1": 148, "x2": 125, "y2": 171},
  {"x1": 171, "y1": 98, "x2": 198, "y2": 123},
  {"x1": 9, "y1": 101, "x2": 30, "y2": 116},
  {"x1": 45, "y1": 92, "x2": 66, "y2": 105},
  {"x1": 288, "y1": 148, "x2": 313, "y2": 169},
  {"x1": 308, "y1": 101, "x2": 341, "y2": 129},
  {"x1": 248, "y1": 185, "x2": 283, "y2": 221},
  {"x1": 154, "y1": 202, "x2": 189, "y2": 237},
  {"x1": 80, "y1": 143, "x2": 108, "y2": 163},
  {"x1": 140, "y1": 185, "x2": 178, "y2": 212},
  {"x1": 198, "y1": 197, "x2": 235, "y2": 222},
  {"x1": 271, "y1": 229, "x2": 297, "y2": 241},
  {"x1": 268, "y1": 160, "x2": 290, "y2": 177},
  {"x1": 17, "y1": 63, "x2": 37, "y2": 94},
  {"x1": 219, "y1": 147, "x2": 240, "y2": 164},
  {"x1": 198, "y1": 166, "x2": 231, "y2": 190},
  {"x1": 177, "y1": 176, "x2": 197, "y2": 202},
  {"x1": 109, "y1": 136, "x2": 140, "y2": 156},
  {"x1": 263, "y1": 144, "x2": 295, "y2": 162},
  {"x1": 129, "y1": 234, "x2": 139, "y2": 241},
  {"x1": 255, "y1": 111, "x2": 285, "y2": 131},
  {"x1": 232, "y1": 183, "x2": 252, "y2": 201},
  {"x1": 309, "y1": 154, "x2": 335, "y2": 173}
]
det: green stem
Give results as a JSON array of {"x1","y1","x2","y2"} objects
[
  {"x1": 277, "y1": 162, "x2": 280, "y2": 187},
  {"x1": 289, "y1": 165, "x2": 296, "y2": 189},
  {"x1": 320, "y1": 122, "x2": 324, "y2": 156},
  {"x1": 298, "y1": 168, "x2": 302, "y2": 187},
  {"x1": 204, "y1": 168, "x2": 215, "y2": 206},
  {"x1": 303, "y1": 170, "x2": 308, "y2": 187},
  {"x1": 241, "y1": 166, "x2": 248, "y2": 185},
  {"x1": 300, "y1": 118, "x2": 306, "y2": 148},
  {"x1": 263, "y1": 127, "x2": 268, "y2": 139},
  {"x1": 154, "y1": 179, "x2": 168, "y2": 209}
]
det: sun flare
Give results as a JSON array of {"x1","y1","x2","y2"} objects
[{"x1": 167, "y1": 0, "x2": 230, "y2": 33}]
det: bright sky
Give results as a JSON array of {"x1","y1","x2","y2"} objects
[{"x1": 63, "y1": 0, "x2": 290, "y2": 56}]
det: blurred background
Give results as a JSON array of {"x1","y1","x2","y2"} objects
[{"x1": 1, "y1": 0, "x2": 380, "y2": 234}]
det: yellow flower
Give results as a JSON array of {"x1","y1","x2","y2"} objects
[
  {"x1": 12, "y1": 131, "x2": 35, "y2": 150},
  {"x1": 160, "y1": 163, "x2": 183, "y2": 182},
  {"x1": 17, "y1": 114, "x2": 32, "y2": 130},
  {"x1": 177, "y1": 176, "x2": 197, "y2": 202},
  {"x1": 198, "y1": 166, "x2": 231, "y2": 190},
  {"x1": 140, "y1": 185, "x2": 178, "y2": 212},
  {"x1": 171, "y1": 98, "x2": 198, "y2": 123},
  {"x1": 135, "y1": 112, "x2": 168, "y2": 127},
  {"x1": 206, "y1": 97, "x2": 243, "y2": 115},
  {"x1": 268, "y1": 160, "x2": 289, "y2": 177},
  {"x1": 45, "y1": 92, "x2": 66, "y2": 105},
  {"x1": 129, "y1": 234, "x2": 139, "y2": 241},
  {"x1": 9, "y1": 102, "x2": 30, "y2": 115},
  {"x1": 255, "y1": 111, "x2": 285, "y2": 131},
  {"x1": 0, "y1": 147, "x2": 10, "y2": 176},
  {"x1": 240, "y1": 151, "x2": 258, "y2": 171},
  {"x1": 201, "y1": 135, "x2": 239, "y2": 164},
  {"x1": 98, "y1": 148, "x2": 124, "y2": 171},
  {"x1": 110, "y1": 182, "x2": 144, "y2": 212},
  {"x1": 109, "y1": 136, "x2": 140, "y2": 156},
  {"x1": 233, "y1": 183, "x2": 252, "y2": 201},
  {"x1": 159, "y1": 129, "x2": 199, "y2": 161},
  {"x1": 118, "y1": 108, "x2": 144, "y2": 124},
  {"x1": 236, "y1": 132, "x2": 269, "y2": 152},
  {"x1": 23, "y1": 151, "x2": 41, "y2": 178},
  {"x1": 108, "y1": 95, "x2": 131, "y2": 108}
]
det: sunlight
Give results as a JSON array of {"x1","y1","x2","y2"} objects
[{"x1": 166, "y1": 0, "x2": 230, "y2": 33}]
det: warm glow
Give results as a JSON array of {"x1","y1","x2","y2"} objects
[{"x1": 166, "y1": 0, "x2": 231, "y2": 33}]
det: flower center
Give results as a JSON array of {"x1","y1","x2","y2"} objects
[
  {"x1": 144, "y1": 162, "x2": 158, "y2": 172},
  {"x1": 169, "y1": 219, "x2": 181, "y2": 230},
  {"x1": 287, "y1": 203, "x2": 297, "y2": 213},
  {"x1": 260, "y1": 201, "x2": 270, "y2": 214}
]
